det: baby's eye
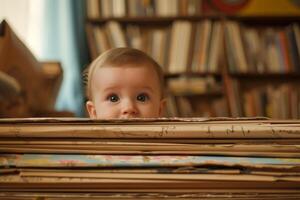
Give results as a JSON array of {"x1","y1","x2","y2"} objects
[
  {"x1": 107, "y1": 94, "x2": 119, "y2": 102},
  {"x1": 136, "y1": 93, "x2": 149, "y2": 102}
]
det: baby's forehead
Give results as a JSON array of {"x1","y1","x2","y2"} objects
[
  {"x1": 93, "y1": 63, "x2": 158, "y2": 77},
  {"x1": 92, "y1": 65, "x2": 159, "y2": 88},
  {"x1": 88, "y1": 61, "x2": 164, "y2": 99}
]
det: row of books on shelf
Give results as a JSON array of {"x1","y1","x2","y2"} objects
[
  {"x1": 86, "y1": 19, "x2": 223, "y2": 74},
  {"x1": 86, "y1": 0, "x2": 203, "y2": 18},
  {"x1": 225, "y1": 21, "x2": 300, "y2": 73},
  {"x1": 166, "y1": 79, "x2": 300, "y2": 118},
  {"x1": 231, "y1": 83, "x2": 300, "y2": 119},
  {"x1": 243, "y1": 84, "x2": 300, "y2": 119},
  {"x1": 87, "y1": 19, "x2": 300, "y2": 75},
  {"x1": 166, "y1": 95, "x2": 228, "y2": 117}
]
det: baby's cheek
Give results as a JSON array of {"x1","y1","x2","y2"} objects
[
  {"x1": 94, "y1": 103, "x2": 113, "y2": 118},
  {"x1": 144, "y1": 105, "x2": 161, "y2": 118}
]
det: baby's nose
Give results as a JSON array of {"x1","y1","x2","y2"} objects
[{"x1": 121, "y1": 99, "x2": 138, "y2": 117}]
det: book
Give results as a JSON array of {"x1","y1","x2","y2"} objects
[{"x1": 0, "y1": 117, "x2": 300, "y2": 197}]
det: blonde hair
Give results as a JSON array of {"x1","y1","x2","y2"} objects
[{"x1": 84, "y1": 47, "x2": 165, "y2": 100}]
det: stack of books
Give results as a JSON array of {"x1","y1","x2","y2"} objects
[{"x1": 0, "y1": 118, "x2": 300, "y2": 199}]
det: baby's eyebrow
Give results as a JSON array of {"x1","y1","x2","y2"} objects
[
  {"x1": 102, "y1": 86, "x2": 155, "y2": 93},
  {"x1": 140, "y1": 86, "x2": 154, "y2": 93},
  {"x1": 102, "y1": 86, "x2": 119, "y2": 92}
]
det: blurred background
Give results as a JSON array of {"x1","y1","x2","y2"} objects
[{"x1": 1, "y1": 0, "x2": 300, "y2": 118}]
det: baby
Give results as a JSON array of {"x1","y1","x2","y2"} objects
[{"x1": 84, "y1": 47, "x2": 166, "y2": 119}]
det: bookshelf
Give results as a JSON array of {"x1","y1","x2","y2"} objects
[
  {"x1": 85, "y1": 0, "x2": 300, "y2": 119},
  {"x1": 223, "y1": 17, "x2": 300, "y2": 119}
]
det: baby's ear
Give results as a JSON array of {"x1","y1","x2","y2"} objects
[
  {"x1": 86, "y1": 100, "x2": 97, "y2": 119},
  {"x1": 159, "y1": 98, "x2": 167, "y2": 117}
]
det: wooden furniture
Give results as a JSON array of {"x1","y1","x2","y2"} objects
[{"x1": 1, "y1": 117, "x2": 300, "y2": 198}]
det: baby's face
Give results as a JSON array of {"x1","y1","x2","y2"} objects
[{"x1": 86, "y1": 64, "x2": 165, "y2": 119}]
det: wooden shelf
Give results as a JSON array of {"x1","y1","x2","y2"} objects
[
  {"x1": 87, "y1": 15, "x2": 300, "y2": 26},
  {"x1": 229, "y1": 72, "x2": 300, "y2": 80},
  {"x1": 165, "y1": 72, "x2": 222, "y2": 79},
  {"x1": 225, "y1": 15, "x2": 300, "y2": 25},
  {"x1": 87, "y1": 15, "x2": 225, "y2": 25},
  {"x1": 172, "y1": 91, "x2": 223, "y2": 98}
]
